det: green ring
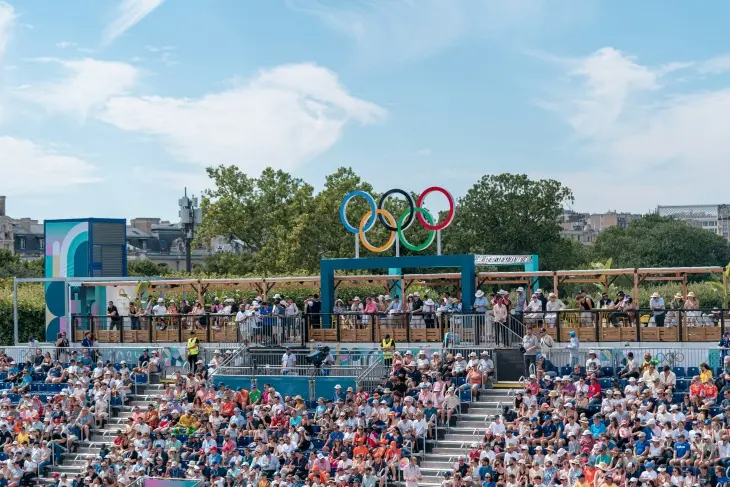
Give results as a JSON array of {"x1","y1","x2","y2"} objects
[{"x1": 398, "y1": 207, "x2": 436, "y2": 251}]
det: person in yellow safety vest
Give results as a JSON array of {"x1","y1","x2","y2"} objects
[
  {"x1": 186, "y1": 330, "x2": 200, "y2": 371},
  {"x1": 381, "y1": 334, "x2": 395, "y2": 367}
]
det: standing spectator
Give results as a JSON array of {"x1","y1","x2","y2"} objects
[
  {"x1": 305, "y1": 294, "x2": 322, "y2": 329},
  {"x1": 567, "y1": 330, "x2": 580, "y2": 367},
  {"x1": 522, "y1": 326, "x2": 539, "y2": 376},
  {"x1": 545, "y1": 292, "x2": 564, "y2": 328},
  {"x1": 281, "y1": 347, "x2": 296, "y2": 375},
  {"x1": 128, "y1": 301, "x2": 139, "y2": 331},
  {"x1": 473, "y1": 290, "x2": 489, "y2": 313},
  {"x1": 535, "y1": 289, "x2": 548, "y2": 311},
  {"x1": 650, "y1": 292, "x2": 665, "y2": 327},
  {"x1": 402, "y1": 455, "x2": 422, "y2": 487},
  {"x1": 381, "y1": 334, "x2": 396, "y2": 367},
  {"x1": 55, "y1": 332, "x2": 69, "y2": 362},
  {"x1": 107, "y1": 301, "x2": 121, "y2": 331},
  {"x1": 538, "y1": 328, "x2": 554, "y2": 357},
  {"x1": 186, "y1": 331, "x2": 199, "y2": 371}
]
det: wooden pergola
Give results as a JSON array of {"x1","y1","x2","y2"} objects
[{"x1": 78, "y1": 266, "x2": 727, "y2": 304}]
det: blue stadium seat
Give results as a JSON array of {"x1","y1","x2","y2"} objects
[
  {"x1": 675, "y1": 379, "x2": 689, "y2": 391},
  {"x1": 599, "y1": 379, "x2": 612, "y2": 390},
  {"x1": 600, "y1": 367, "x2": 614, "y2": 377},
  {"x1": 687, "y1": 367, "x2": 700, "y2": 378},
  {"x1": 459, "y1": 389, "x2": 472, "y2": 402},
  {"x1": 560, "y1": 366, "x2": 571, "y2": 377},
  {"x1": 672, "y1": 392, "x2": 684, "y2": 404},
  {"x1": 618, "y1": 380, "x2": 628, "y2": 389},
  {"x1": 456, "y1": 377, "x2": 466, "y2": 387},
  {"x1": 716, "y1": 367, "x2": 724, "y2": 377},
  {"x1": 672, "y1": 367, "x2": 686, "y2": 378},
  {"x1": 311, "y1": 439, "x2": 325, "y2": 450}
]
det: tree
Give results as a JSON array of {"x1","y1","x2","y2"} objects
[
  {"x1": 196, "y1": 166, "x2": 317, "y2": 275},
  {"x1": 0, "y1": 250, "x2": 44, "y2": 278},
  {"x1": 592, "y1": 214, "x2": 730, "y2": 268},
  {"x1": 444, "y1": 174, "x2": 575, "y2": 268},
  {"x1": 127, "y1": 259, "x2": 169, "y2": 277}
]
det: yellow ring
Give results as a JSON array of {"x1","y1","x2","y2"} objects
[{"x1": 359, "y1": 209, "x2": 396, "y2": 252}]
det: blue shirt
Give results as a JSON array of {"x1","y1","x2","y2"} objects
[
  {"x1": 474, "y1": 296, "x2": 488, "y2": 312},
  {"x1": 634, "y1": 439, "x2": 648, "y2": 455},
  {"x1": 675, "y1": 441, "x2": 691, "y2": 458},
  {"x1": 590, "y1": 422, "x2": 607, "y2": 438}
]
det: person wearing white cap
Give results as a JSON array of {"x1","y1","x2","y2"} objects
[
  {"x1": 473, "y1": 290, "x2": 488, "y2": 313},
  {"x1": 649, "y1": 291, "x2": 665, "y2": 327}
]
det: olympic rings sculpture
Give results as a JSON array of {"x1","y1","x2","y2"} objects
[{"x1": 339, "y1": 186, "x2": 455, "y2": 253}]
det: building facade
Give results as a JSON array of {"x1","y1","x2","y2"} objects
[
  {"x1": 656, "y1": 205, "x2": 730, "y2": 240},
  {"x1": 560, "y1": 210, "x2": 639, "y2": 245}
]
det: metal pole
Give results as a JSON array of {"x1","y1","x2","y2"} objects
[
  {"x1": 13, "y1": 278, "x2": 19, "y2": 345},
  {"x1": 437, "y1": 231, "x2": 442, "y2": 255},
  {"x1": 355, "y1": 234, "x2": 360, "y2": 258},
  {"x1": 185, "y1": 220, "x2": 192, "y2": 274},
  {"x1": 395, "y1": 234, "x2": 400, "y2": 257}
]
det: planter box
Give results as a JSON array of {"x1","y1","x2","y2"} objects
[
  {"x1": 340, "y1": 328, "x2": 374, "y2": 342},
  {"x1": 640, "y1": 327, "x2": 678, "y2": 342},
  {"x1": 559, "y1": 327, "x2": 597, "y2": 342},
  {"x1": 684, "y1": 327, "x2": 722, "y2": 342},
  {"x1": 376, "y1": 328, "x2": 407, "y2": 342},
  {"x1": 309, "y1": 329, "x2": 338, "y2": 342},
  {"x1": 211, "y1": 327, "x2": 238, "y2": 343},
  {"x1": 410, "y1": 328, "x2": 442, "y2": 343}
]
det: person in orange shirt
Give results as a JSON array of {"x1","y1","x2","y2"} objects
[
  {"x1": 385, "y1": 441, "x2": 402, "y2": 480},
  {"x1": 221, "y1": 397, "x2": 236, "y2": 417},
  {"x1": 353, "y1": 443, "x2": 369, "y2": 458},
  {"x1": 309, "y1": 466, "x2": 328, "y2": 484}
]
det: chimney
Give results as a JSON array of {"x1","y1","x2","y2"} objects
[{"x1": 0, "y1": 196, "x2": 5, "y2": 216}]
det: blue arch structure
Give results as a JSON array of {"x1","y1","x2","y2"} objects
[{"x1": 320, "y1": 255, "x2": 476, "y2": 326}]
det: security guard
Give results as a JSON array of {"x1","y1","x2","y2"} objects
[
  {"x1": 381, "y1": 333, "x2": 395, "y2": 367},
  {"x1": 186, "y1": 330, "x2": 200, "y2": 370}
]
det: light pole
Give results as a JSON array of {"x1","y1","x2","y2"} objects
[{"x1": 178, "y1": 188, "x2": 202, "y2": 273}]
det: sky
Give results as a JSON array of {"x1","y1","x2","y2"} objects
[{"x1": 2, "y1": 0, "x2": 730, "y2": 222}]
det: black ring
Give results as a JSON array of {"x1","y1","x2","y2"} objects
[{"x1": 378, "y1": 189, "x2": 415, "y2": 232}]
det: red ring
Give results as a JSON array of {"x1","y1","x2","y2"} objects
[{"x1": 416, "y1": 186, "x2": 455, "y2": 231}]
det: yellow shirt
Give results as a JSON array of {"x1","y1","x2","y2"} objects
[
  {"x1": 178, "y1": 414, "x2": 194, "y2": 427},
  {"x1": 700, "y1": 369, "x2": 713, "y2": 383},
  {"x1": 187, "y1": 337, "x2": 199, "y2": 355},
  {"x1": 16, "y1": 432, "x2": 29, "y2": 445},
  {"x1": 573, "y1": 482, "x2": 591, "y2": 487}
]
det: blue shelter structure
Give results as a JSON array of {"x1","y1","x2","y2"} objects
[{"x1": 320, "y1": 254, "x2": 476, "y2": 326}]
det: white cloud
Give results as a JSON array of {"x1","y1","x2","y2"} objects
[
  {"x1": 542, "y1": 47, "x2": 730, "y2": 212},
  {"x1": 289, "y1": 0, "x2": 586, "y2": 67},
  {"x1": 98, "y1": 62, "x2": 386, "y2": 172},
  {"x1": 0, "y1": 136, "x2": 102, "y2": 194},
  {"x1": 415, "y1": 148, "x2": 432, "y2": 156},
  {"x1": 0, "y1": 2, "x2": 14, "y2": 60},
  {"x1": 16, "y1": 58, "x2": 139, "y2": 119},
  {"x1": 697, "y1": 55, "x2": 730, "y2": 75},
  {"x1": 103, "y1": 0, "x2": 165, "y2": 46},
  {"x1": 55, "y1": 41, "x2": 77, "y2": 49}
]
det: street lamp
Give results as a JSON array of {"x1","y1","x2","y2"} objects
[{"x1": 178, "y1": 188, "x2": 202, "y2": 273}]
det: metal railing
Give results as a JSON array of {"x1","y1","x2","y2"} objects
[
  {"x1": 216, "y1": 349, "x2": 382, "y2": 377},
  {"x1": 5, "y1": 344, "x2": 164, "y2": 365},
  {"x1": 71, "y1": 312, "x2": 305, "y2": 345},
  {"x1": 544, "y1": 346, "x2": 730, "y2": 371},
  {"x1": 525, "y1": 307, "x2": 727, "y2": 342}
]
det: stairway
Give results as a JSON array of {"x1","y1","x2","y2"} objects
[
  {"x1": 39, "y1": 376, "x2": 164, "y2": 484},
  {"x1": 418, "y1": 388, "x2": 513, "y2": 487}
]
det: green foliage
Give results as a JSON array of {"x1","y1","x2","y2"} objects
[
  {"x1": 444, "y1": 174, "x2": 579, "y2": 269},
  {"x1": 0, "y1": 279, "x2": 45, "y2": 345},
  {"x1": 127, "y1": 259, "x2": 171, "y2": 277},
  {"x1": 0, "y1": 250, "x2": 44, "y2": 279},
  {"x1": 592, "y1": 214, "x2": 730, "y2": 268}
]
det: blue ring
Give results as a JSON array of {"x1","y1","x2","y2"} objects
[{"x1": 340, "y1": 191, "x2": 377, "y2": 234}]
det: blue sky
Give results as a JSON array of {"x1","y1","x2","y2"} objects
[{"x1": 2, "y1": 0, "x2": 730, "y2": 222}]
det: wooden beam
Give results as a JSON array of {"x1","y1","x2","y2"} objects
[{"x1": 633, "y1": 270, "x2": 639, "y2": 303}]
